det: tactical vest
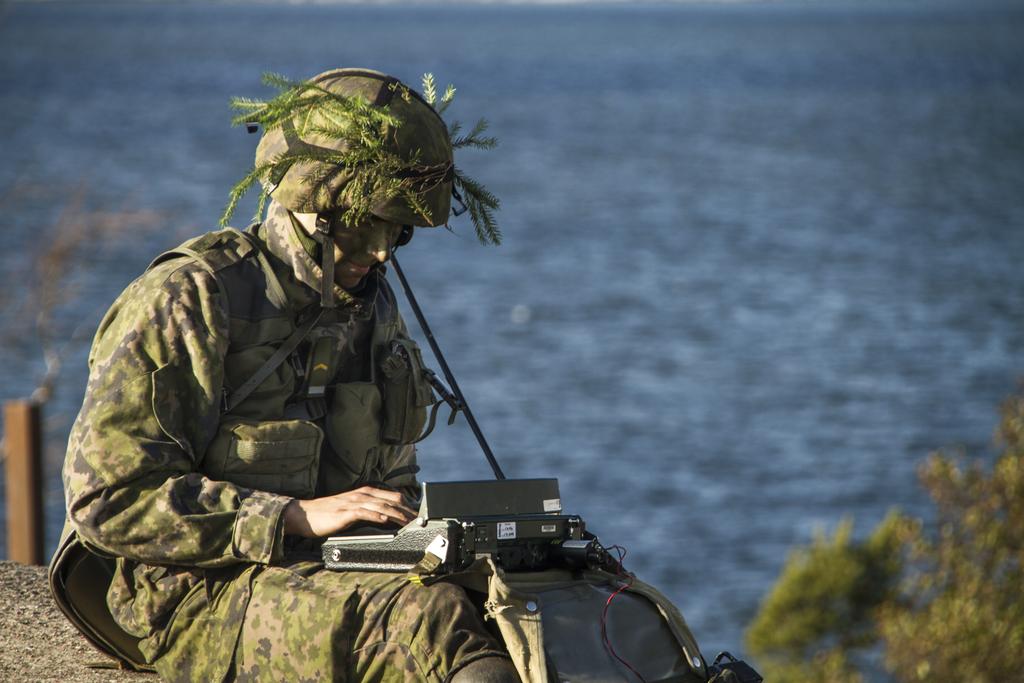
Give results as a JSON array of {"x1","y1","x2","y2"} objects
[
  {"x1": 150, "y1": 226, "x2": 434, "y2": 499},
  {"x1": 49, "y1": 226, "x2": 435, "y2": 672}
]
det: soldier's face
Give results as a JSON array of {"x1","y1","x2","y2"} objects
[{"x1": 330, "y1": 215, "x2": 403, "y2": 290}]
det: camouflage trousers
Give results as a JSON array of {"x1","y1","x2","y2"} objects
[{"x1": 231, "y1": 560, "x2": 507, "y2": 682}]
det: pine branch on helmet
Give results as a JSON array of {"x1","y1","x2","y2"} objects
[{"x1": 220, "y1": 68, "x2": 501, "y2": 246}]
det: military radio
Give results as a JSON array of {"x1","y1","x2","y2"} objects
[
  {"x1": 322, "y1": 478, "x2": 611, "y2": 574},
  {"x1": 320, "y1": 257, "x2": 613, "y2": 575}
]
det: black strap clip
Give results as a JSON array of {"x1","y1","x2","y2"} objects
[
  {"x1": 450, "y1": 186, "x2": 468, "y2": 217},
  {"x1": 422, "y1": 368, "x2": 464, "y2": 425},
  {"x1": 707, "y1": 652, "x2": 763, "y2": 683}
]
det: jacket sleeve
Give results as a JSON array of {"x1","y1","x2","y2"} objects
[{"x1": 63, "y1": 259, "x2": 292, "y2": 568}]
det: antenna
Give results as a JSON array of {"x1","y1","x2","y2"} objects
[{"x1": 389, "y1": 253, "x2": 507, "y2": 481}]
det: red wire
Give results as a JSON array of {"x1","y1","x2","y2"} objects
[{"x1": 600, "y1": 545, "x2": 648, "y2": 683}]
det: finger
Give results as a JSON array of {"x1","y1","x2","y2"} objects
[
  {"x1": 359, "y1": 487, "x2": 406, "y2": 504},
  {"x1": 339, "y1": 506, "x2": 401, "y2": 529},
  {"x1": 349, "y1": 489, "x2": 417, "y2": 517},
  {"x1": 374, "y1": 500, "x2": 417, "y2": 519},
  {"x1": 330, "y1": 508, "x2": 382, "y2": 533},
  {"x1": 359, "y1": 499, "x2": 416, "y2": 524}
]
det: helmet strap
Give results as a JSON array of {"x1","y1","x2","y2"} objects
[
  {"x1": 313, "y1": 214, "x2": 336, "y2": 309},
  {"x1": 450, "y1": 186, "x2": 468, "y2": 217}
]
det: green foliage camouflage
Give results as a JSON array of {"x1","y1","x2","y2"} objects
[
  {"x1": 221, "y1": 72, "x2": 501, "y2": 245},
  {"x1": 746, "y1": 394, "x2": 1024, "y2": 683},
  {"x1": 420, "y1": 73, "x2": 502, "y2": 245}
]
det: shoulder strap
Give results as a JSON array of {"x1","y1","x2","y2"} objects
[
  {"x1": 147, "y1": 228, "x2": 253, "y2": 274},
  {"x1": 231, "y1": 225, "x2": 290, "y2": 312},
  {"x1": 146, "y1": 227, "x2": 261, "y2": 320},
  {"x1": 146, "y1": 227, "x2": 289, "y2": 310}
]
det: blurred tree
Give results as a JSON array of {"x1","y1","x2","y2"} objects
[
  {"x1": 745, "y1": 514, "x2": 902, "y2": 683},
  {"x1": 745, "y1": 394, "x2": 1024, "y2": 683},
  {"x1": 0, "y1": 185, "x2": 163, "y2": 404}
]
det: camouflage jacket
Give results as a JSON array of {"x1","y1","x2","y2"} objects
[{"x1": 62, "y1": 201, "x2": 421, "y2": 676}]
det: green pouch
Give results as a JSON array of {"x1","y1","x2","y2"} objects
[
  {"x1": 377, "y1": 338, "x2": 434, "y2": 444},
  {"x1": 323, "y1": 382, "x2": 383, "y2": 488},
  {"x1": 202, "y1": 418, "x2": 323, "y2": 498}
]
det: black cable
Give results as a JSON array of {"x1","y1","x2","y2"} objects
[{"x1": 389, "y1": 253, "x2": 506, "y2": 480}]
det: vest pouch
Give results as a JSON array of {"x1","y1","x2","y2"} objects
[
  {"x1": 203, "y1": 418, "x2": 323, "y2": 499},
  {"x1": 456, "y1": 560, "x2": 708, "y2": 683},
  {"x1": 323, "y1": 382, "x2": 385, "y2": 487},
  {"x1": 377, "y1": 338, "x2": 433, "y2": 445}
]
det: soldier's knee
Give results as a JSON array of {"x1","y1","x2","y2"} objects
[
  {"x1": 416, "y1": 581, "x2": 475, "y2": 612},
  {"x1": 428, "y1": 581, "x2": 470, "y2": 603}
]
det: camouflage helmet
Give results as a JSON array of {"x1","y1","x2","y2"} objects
[{"x1": 255, "y1": 68, "x2": 453, "y2": 227}]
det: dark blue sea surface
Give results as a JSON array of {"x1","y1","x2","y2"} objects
[{"x1": 1, "y1": 0, "x2": 1023, "y2": 660}]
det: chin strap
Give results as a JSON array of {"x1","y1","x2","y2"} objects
[{"x1": 313, "y1": 215, "x2": 336, "y2": 308}]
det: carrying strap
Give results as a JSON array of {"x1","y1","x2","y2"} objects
[
  {"x1": 222, "y1": 307, "x2": 323, "y2": 413},
  {"x1": 409, "y1": 399, "x2": 445, "y2": 445},
  {"x1": 406, "y1": 534, "x2": 452, "y2": 583}
]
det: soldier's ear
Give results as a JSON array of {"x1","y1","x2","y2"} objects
[{"x1": 396, "y1": 225, "x2": 414, "y2": 248}]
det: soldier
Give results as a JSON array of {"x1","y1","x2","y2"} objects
[{"x1": 53, "y1": 69, "x2": 518, "y2": 682}]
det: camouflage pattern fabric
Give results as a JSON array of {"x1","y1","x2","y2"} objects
[
  {"x1": 61, "y1": 202, "x2": 505, "y2": 682},
  {"x1": 235, "y1": 561, "x2": 504, "y2": 682}
]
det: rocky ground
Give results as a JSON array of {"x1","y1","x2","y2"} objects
[{"x1": 0, "y1": 561, "x2": 150, "y2": 682}]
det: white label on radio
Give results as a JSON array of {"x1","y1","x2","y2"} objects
[
  {"x1": 543, "y1": 498, "x2": 562, "y2": 512},
  {"x1": 541, "y1": 524, "x2": 557, "y2": 533},
  {"x1": 498, "y1": 522, "x2": 517, "y2": 540}
]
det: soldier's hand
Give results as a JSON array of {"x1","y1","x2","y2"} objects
[{"x1": 283, "y1": 486, "x2": 418, "y2": 538}]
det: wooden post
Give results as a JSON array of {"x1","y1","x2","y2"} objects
[{"x1": 4, "y1": 400, "x2": 44, "y2": 565}]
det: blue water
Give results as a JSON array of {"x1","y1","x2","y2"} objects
[{"x1": 1, "y1": 0, "x2": 1023, "y2": 661}]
